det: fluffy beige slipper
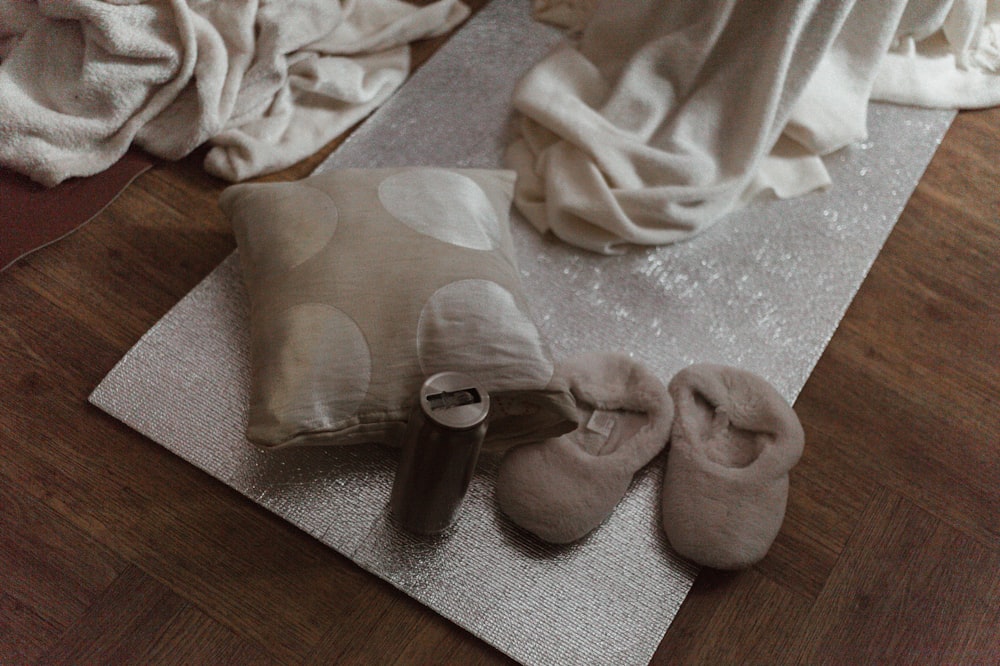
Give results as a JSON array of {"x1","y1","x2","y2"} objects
[
  {"x1": 662, "y1": 364, "x2": 804, "y2": 569},
  {"x1": 496, "y1": 353, "x2": 673, "y2": 543}
]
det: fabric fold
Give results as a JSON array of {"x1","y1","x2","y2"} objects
[
  {"x1": 510, "y1": 0, "x2": 1000, "y2": 254},
  {"x1": 874, "y1": 0, "x2": 1000, "y2": 107},
  {"x1": 507, "y1": 0, "x2": 859, "y2": 253},
  {"x1": 0, "y1": 0, "x2": 469, "y2": 187}
]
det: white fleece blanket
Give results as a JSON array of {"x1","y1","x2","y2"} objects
[
  {"x1": 0, "y1": 0, "x2": 468, "y2": 186},
  {"x1": 514, "y1": 0, "x2": 1000, "y2": 253}
]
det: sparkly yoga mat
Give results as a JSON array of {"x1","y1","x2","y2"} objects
[{"x1": 91, "y1": 1, "x2": 955, "y2": 664}]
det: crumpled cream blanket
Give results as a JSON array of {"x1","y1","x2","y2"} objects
[
  {"x1": 0, "y1": 0, "x2": 468, "y2": 186},
  {"x1": 515, "y1": 0, "x2": 1000, "y2": 253}
]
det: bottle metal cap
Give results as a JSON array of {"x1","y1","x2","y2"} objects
[{"x1": 418, "y1": 371, "x2": 490, "y2": 431}]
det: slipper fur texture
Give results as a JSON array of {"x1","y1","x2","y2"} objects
[
  {"x1": 662, "y1": 363, "x2": 804, "y2": 570},
  {"x1": 496, "y1": 352, "x2": 673, "y2": 543}
]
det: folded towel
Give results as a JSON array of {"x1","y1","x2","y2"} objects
[
  {"x1": 510, "y1": 0, "x2": 1000, "y2": 254},
  {"x1": 0, "y1": 0, "x2": 468, "y2": 187}
]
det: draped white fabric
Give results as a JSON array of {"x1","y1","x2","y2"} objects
[
  {"x1": 0, "y1": 0, "x2": 468, "y2": 186},
  {"x1": 512, "y1": 0, "x2": 1000, "y2": 253}
]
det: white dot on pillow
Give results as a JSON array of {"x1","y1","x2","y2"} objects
[
  {"x1": 266, "y1": 303, "x2": 371, "y2": 424},
  {"x1": 243, "y1": 184, "x2": 338, "y2": 270},
  {"x1": 378, "y1": 170, "x2": 499, "y2": 250},
  {"x1": 417, "y1": 280, "x2": 554, "y2": 388}
]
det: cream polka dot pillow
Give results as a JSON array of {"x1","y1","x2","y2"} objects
[{"x1": 219, "y1": 167, "x2": 577, "y2": 451}]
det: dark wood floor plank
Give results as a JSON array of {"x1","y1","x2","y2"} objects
[
  {"x1": 0, "y1": 275, "x2": 123, "y2": 392},
  {"x1": 0, "y1": 495, "x2": 124, "y2": 630},
  {"x1": 652, "y1": 569, "x2": 813, "y2": 665},
  {"x1": 121, "y1": 489, "x2": 370, "y2": 664},
  {"x1": 99, "y1": 178, "x2": 235, "y2": 288},
  {"x1": 803, "y1": 341, "x2": 999, "y2": 546},
  {"x1": 138, "y1": 600, "x2": 280, "y2": 666},
  {"x1": 38, "y1": 565, "x2": 187, "y2": 664},
  {"x1": 816, "y1": 284, "x2": 998, "y2": 544},
  {"x1": 753, "y1": 423, "x2": 879, "y2": 598},
  {"x1": 843, "y1": 222, "x2": 998, "y2": 427},
  {"x1": 40, "y1": 560, "x2": 286, "y2": 665},
  {"x1": 0, "y1": 592, "x2": 63, "y2": 665},
  {"x1": 8, "y1": 186, "x2": 234, "y2": 355},
  {"x1": 0, "y1": 480, "x2": 125, "y2": 660},
  {"x1": 1, "y1": 343, "x2": 196, "y2": 555},
  {"x1": 792, "y1": 487, "x2": 1000, "y2": 665}
]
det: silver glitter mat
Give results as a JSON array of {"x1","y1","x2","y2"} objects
[{"x1": 91, "y1": 1, "x2": 955, "y2": 664}]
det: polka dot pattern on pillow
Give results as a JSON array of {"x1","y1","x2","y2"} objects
[
  {"x1": 378, "y1": 170, "x2": 501, "y2": 250},
  {"x1": 416, "y1": 279, "x2": 554, "y2": 385},
  {"x1": 220, "y1": 167, "x2": 577, "y2": 450}
]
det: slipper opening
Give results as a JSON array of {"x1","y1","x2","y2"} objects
[{"x1": 689, "y1": 390, "x2": 767, "y2": 470}]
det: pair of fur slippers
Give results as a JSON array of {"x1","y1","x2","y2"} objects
[{"x1": 496, "y1": 353, "x2": 804, "y2": 570}]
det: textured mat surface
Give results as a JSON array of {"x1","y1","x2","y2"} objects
[{"x1": 90, "y1": 2, "x2": 954, "y2": 664}]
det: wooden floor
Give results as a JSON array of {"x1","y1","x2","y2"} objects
[{"x1": 2, "y1": 7, "x2": 998, "y2": 664}]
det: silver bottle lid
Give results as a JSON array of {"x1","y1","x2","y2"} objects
[{"x1": 419, "y1": 371, "x2": 490, "y2": 431}]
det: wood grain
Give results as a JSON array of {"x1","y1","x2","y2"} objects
[
  {"x1": 793, "y1": 488, "x2": 1000, "y2": 665},
  {"x1": 1, "y1": 5, "x2": 997, "y2": 663}
]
